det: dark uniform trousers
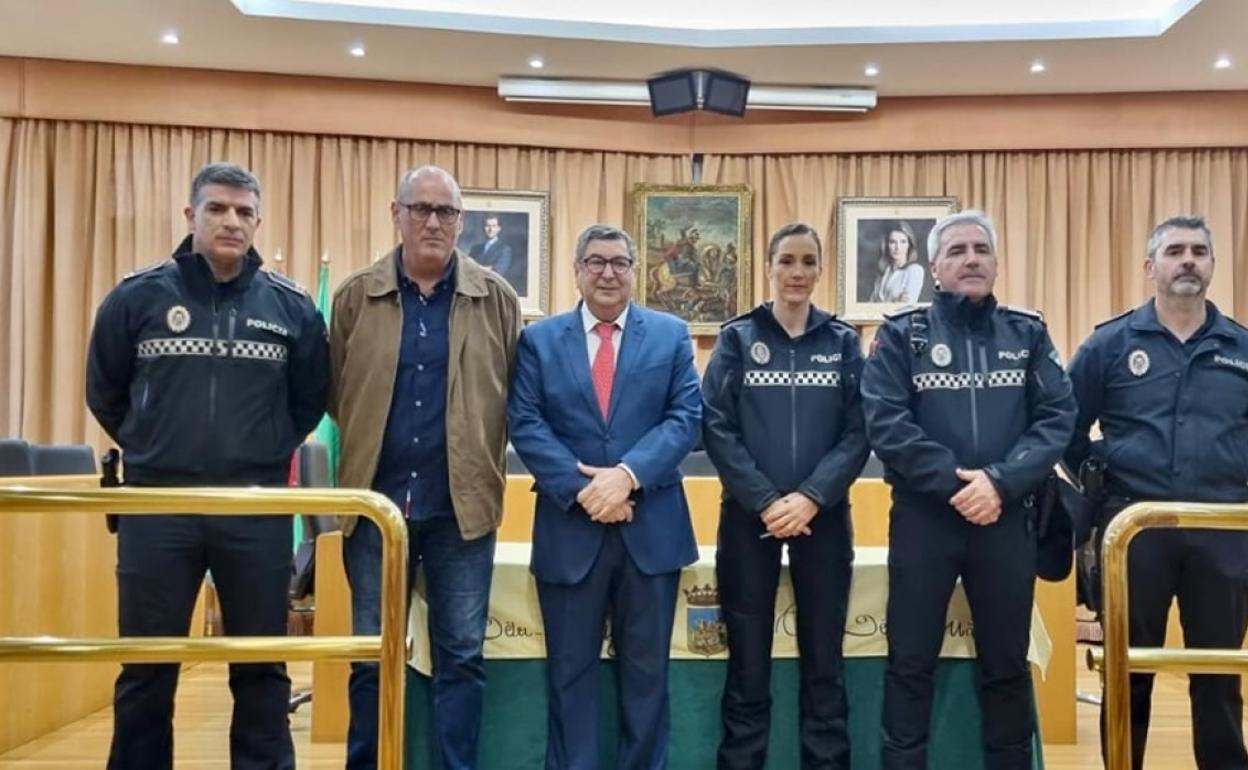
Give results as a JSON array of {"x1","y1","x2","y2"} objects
[
  {"x1": 109, "y1": 512, "x2": 295, "y2": 770},
  {"x1": 716, "y1": 499, "x2": 854, "y2": 770},
  {"x1": 882, "y1": 498, "x2": 1037, "y2": 770},
  {"x1": 1099, "y1": 501, "x2": 1248, "y2": 770}
]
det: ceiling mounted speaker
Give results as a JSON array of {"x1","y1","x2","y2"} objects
[
  {"x1": 702, "y1": 71, "x2": 751, "y2": 117},
  {"x1": 646, "y1": 71, "x2": 700, "y2": 117}
]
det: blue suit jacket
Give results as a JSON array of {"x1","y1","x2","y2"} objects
[{"x1": 508, "y1": 303, "x2": 701, "y2": 585}]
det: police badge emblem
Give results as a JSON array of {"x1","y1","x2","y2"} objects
[
  {"x1": 1128, "y1": 349, "x2": 1150, "y2": 377},
  {"x1": 750, "y1": 341, "x2": 771, "y2": 366},
  {"x1": 930, "y1": 343, "x2": 952, "y2": 368},
  {"x1": 166, "y1": 305, "x2": 191, "y2": 334}
]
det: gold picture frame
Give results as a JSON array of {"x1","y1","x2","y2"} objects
[
  {"x1": 632, "y1": 184, "x2": 753, "y2": 334},
  {"x1": 837, "y1": 196, "x2": 959, "y2": 323}
]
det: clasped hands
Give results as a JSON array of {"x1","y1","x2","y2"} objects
[
  {"x1": 576, "y1": 462, "x2": 635, "y2": 524},
  {"x1": 761, "y1": 492, "x2": 819, "y2": 539},
  {"x1": 950, "y1": 467, "x2": 1002, "y2": 525}
]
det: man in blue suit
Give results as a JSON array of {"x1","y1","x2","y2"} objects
[
  {"x1": 508, "y1": 223, "x2": 702, "y2": 770},
  {"x1": 469, "y1": 215, "x2": 514, "y2": 281}
]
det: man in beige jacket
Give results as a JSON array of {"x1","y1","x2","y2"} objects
[{"x1": 329, "y1": 165, "x2": 520, "y2": 770}]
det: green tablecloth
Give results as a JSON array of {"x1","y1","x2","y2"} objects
[{"x1": 404, "y1": 657, "x2": 1045, "y2": 769}]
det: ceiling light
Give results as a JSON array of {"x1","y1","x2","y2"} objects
[
  {"x1": 349, "y1": 44, "x2": 366, "y2": 57},
  {"x1": 1214, "y1": 55, "x2": 1232, "y2": 70},
  {"x1": 1030, "y1": 60, "x2": 1046, "y2": 74},
  {"x1": 160, "y1": 31, "x2": 180, "y2": 45},
  {"x1": 864, "y1": 63, "x2": 880, "y2": 77},
  {"x1": 528, "y1": 57, "x2": 545, "y2": 69}
]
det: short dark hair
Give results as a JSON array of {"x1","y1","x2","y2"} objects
[
  {"x1": 189, "y1": 162, "x2": 261, "y2": 209},
  {"x1": 767, "y1": 222, "x2": 822, "y2": 264},
  {"x1": 575, "y1": 224, "x2": 637, "y2": 263},
  {"x1": 1146, "y1": 215, "x2": 1213, "y2": 260}
]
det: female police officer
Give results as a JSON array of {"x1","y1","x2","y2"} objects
[{"x1": 702, "y1": 222, "x2": 870, "y2": 770}]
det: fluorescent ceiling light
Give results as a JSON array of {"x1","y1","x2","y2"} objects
[
  {"x1": 231, "y1": 0, "x2": 1206, "y2": 47},
  {"x1": 161, "y1": 30, "x2": 180, "y2": 45},
  {"x1": 497, "y1": 78, "x2": 877, "y2": 113}
]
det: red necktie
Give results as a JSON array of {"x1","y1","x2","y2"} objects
[{"x1": 591, "y1": 322, "x2": 616, "y2": 420}]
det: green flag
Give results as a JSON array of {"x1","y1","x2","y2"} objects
[{"x1": 314, "y1": 259, "x2": 341, "y2": 486}]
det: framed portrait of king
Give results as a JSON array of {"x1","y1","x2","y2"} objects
[
  {"x1": 632, "y1": 184, "x2": 753, "y2": 334},
  {"x1": 458, "y1": 189, "x2": 551, "y2": 318},
  {"x1": 836, "y1": 196, "x2": 958, "y2": 323}
]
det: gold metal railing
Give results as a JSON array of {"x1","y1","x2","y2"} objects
[
  {"x1": 1086, "y1": 502, "x2": 1248, "y2": 770},
  {"x1": 0, "y1": 485, "x2": 409, "y2": 770}
]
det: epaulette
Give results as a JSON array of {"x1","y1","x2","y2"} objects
[
  {"x1": 1225, "y1": 315, "x2": 1248, "y2": 334},
  {"x1": 1001, "y1": 304, "x2": 1045, "y2": 322},
  {"x1": 828, "y1": 315, "x2": 858, "y2": 333},
  {"x1": 883, "y1": 304, "x2": 925, "y2": 321},
  {"x1": 122, "y1": 260, "x2": 170, "y2": 281},
  {"x1": 265, "y1": 270, "x2": 310, "y2": 296},
  {"x1": 1093, "y1": 308, "x2": 1133, "y2": 330},
  {"x1": 719, "y1": 305, "x2": 760, "y2": 330}
]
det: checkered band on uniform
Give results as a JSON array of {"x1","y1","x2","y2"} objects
[
  {"x1": 137, "y1": 337, "x2": 287, "y2": 362},
  {"x1": 912, "y1": 368, "x2": 1026, "y2": 392},
  {"x1": 744, "y1": 370, "x2": 841, "y2": 388},
  {"x1": 232, "y1": 341, "x2": 288, "y2": 361}
]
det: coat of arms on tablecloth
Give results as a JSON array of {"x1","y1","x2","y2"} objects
[{"x1": 683, "y1": 583, "x2": 727, "y2": 656}]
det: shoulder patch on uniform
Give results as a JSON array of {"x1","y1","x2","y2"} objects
[
  {"x1": 1093, "y1": 308, "x2": 1134, "y2": 330},
  {"x1": 264, "y1": 270, "x2": 310, "y2": 296},
  {"x1": 883, "y1": 304, "x2": 925, "y2": 321},
  {"x1": 122, "y1": 260, "x2": 170, "y2": 281},
  {"x1": 1001, "y1": 304, "x2": 1045, "y2": 321}
]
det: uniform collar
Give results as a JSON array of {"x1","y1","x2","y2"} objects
[
  {"x1": 172, "y1": 234, "x2": 262, "y2": 296},
  {"x1": 931, "y1": 290, "x2": 997, "y2": 329},
  {"x1": 1129, "y1": 298, "x2": 1234, "y2": 341}
]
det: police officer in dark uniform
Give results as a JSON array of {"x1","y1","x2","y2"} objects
[
  {"x1": 86, "y1": 162, "x2": 329, "y2": 770},
  {"x1": 703, "y1": 222, "x2": 870, "y2": 770},
  {"x1": 1064, "y1": 215, "x2": 1248, "y2": 770},
  {"x1": 861, "y1": 210, "x2": 1076, "y2": 770}
]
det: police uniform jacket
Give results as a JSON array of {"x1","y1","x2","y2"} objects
[
  {"x1": 861, "y1": 291, "x2": 1076, "y2": 511},
  {"x1": 702, "y1": 302, "x2": 870, "y2": 514},
  {"x1": 1064, "y1": 299, "x2": 1248, "y2": 504},
  {"x1": 86, "y1": 235, "x2": 330, "y2": 486}
]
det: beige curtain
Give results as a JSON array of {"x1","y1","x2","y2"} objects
[
  {"x1": 0, "y1": 118, "x2": 689, "y2": 444},
  {"x1": 3, "y1": 118, "x2": 1247, "y2": 445},
  {"x1": 702, "y1": 151, "x2": 1248, "y2": 357}
]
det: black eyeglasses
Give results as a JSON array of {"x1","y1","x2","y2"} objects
[
  {"x1": 398, "y1": 202, "x2": 462, "y2": 224},
  {"x1": 580, "y1": 256, "x2": 635, "y2": 275}
]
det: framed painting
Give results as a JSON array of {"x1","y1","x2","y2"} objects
[
  {"x1": 632, "y1": 184, "x2": 753, "y2": 334},
  {"x1": 458, "y1": 189, "x2": 551, "y2": 318},
  {"x1": 837, "y1": 196, "x2": 959, "y2": 323}
]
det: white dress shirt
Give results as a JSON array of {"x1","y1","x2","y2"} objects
[
  {"x1": 578, "y1": 302, "x2": 638, "y2": 489},
  {"x1": 581, "y1": 302, "x2": 628, "y2": 367}
]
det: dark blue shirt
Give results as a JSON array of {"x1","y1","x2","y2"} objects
[
  {"x1": 372, "y1": 253, "x2": 455, "y2": 520},
  {"x1": 1065, "y1": 299, "x2": 1248, "y2": 504}
]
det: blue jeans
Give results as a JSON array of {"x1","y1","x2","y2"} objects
[{"x1": 343, "y1": 514, "x2": 496, "y2": 770}]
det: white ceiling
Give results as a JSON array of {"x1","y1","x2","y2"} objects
[{"x1": 0, "y1": 0, "x2": 1244, "y2": 96}]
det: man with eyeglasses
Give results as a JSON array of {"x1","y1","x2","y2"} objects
[
  {"x1": 508, "y1": 224, "x2": 701, "y2": 769},
  {"x1": 329, "y1": 165, "x2": 521, "y2": 770}
]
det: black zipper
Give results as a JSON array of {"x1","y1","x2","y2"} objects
[
  {"x1": 209, "y1": 298, "x2": 220, "y2": 422},
  {"x1": 965, "y1": 338, "x2": 980, "y2": 463},
  {"x1": 789, "y1": 345, "x2": 798, "y2": 483}
]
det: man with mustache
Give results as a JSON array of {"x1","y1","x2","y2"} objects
[
  {"x1": 1064, "y1": 215, "x2": 1248, "y2": 770},
  {"x1": 861, "y1": 210, "x2": 1076, "y2": 770},
  {"x1": 330, "y1": 165, "x2": 521, "y2": 770}
]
